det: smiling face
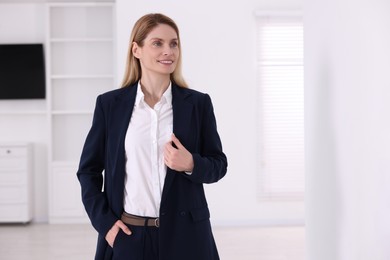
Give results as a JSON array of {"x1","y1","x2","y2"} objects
[{"x1": 132, "y1": 24, "x2": 179, "y2": 79}]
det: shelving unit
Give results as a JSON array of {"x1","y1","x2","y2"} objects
[{"x1": 46, "y1": 2, "x2": 115, "y2": 223}]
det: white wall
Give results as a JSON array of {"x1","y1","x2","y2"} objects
[
  {"x1": 0, "y1": 3, "x2": 48, "y2": 222},
  {"x1": 305, "y1": 0, "x2": 390, "y2": 259},
  {"x1": 116, "y1": 0, "x2": 304, "y2": 225}
]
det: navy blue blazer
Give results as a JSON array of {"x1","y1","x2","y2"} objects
[{"x1": 77, "y1": 82, "x2": 227, "y2": 260}]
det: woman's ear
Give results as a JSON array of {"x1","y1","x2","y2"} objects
[{"x1": 132, "y1": 42, "x2": 140, "y2": 58}]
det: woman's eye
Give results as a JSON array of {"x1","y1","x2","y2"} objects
[
  {"x1": 152, "y1": 41, "x2": 162, "y2": 47},
  {"x1": 170, "y1": 42, "x2": 178, "y2": 48}
]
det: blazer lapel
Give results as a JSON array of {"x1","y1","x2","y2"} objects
[
  {"x1": 161, "y1": 84, "x2": 193, "y2": 205},
  {"x1": 111, "y1": 84, "x2": 138, "y2": 189},
  {"x1": 172, "y1": 85, "x2": 193, "y2": 143},
  {"x1": 114, "y1": 85, "x2": 138, "y2": 147}
]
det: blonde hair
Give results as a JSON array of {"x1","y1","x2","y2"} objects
[{"x1": 121, "y1": 13, "x2": 188, "y2": 88}]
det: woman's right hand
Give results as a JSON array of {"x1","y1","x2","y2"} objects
[{"x1": 105, "y1": 220, "x2": 132, "y2": 247}]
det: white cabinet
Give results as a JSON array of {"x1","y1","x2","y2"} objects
[
  {"x1": 46, "y1": 3, "x2": 115, "y2": 223},
  {"x1": 0, "y1": 143, "x2": 33, "y2": 223}
]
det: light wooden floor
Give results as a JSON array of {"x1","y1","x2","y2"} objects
[{"x1": 0, "y1": 224, "x2": 305, "y2": 260}]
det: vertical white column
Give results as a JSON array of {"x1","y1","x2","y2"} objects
[{"x1": 305, "y1": 0, "x2": 390, "y2": 259}]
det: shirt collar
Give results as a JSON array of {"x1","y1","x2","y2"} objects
[
  {"x1": 162, "y1": 82, "x2": 173, "y2": 107},
  {"x1": 135, "y1": 81, "x2": 172, "y2": 108},
  {"x1": 135, "y1": 82, "x2": 144, "y2": 108}
]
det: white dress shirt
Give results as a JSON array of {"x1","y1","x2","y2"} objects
[{"x1": 123, "y1": 82, "x2": 173, "y2": 218}]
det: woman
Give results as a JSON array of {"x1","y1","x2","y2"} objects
[{"x1": 77, "y1": 13, "x2": 227, "y2": 260}]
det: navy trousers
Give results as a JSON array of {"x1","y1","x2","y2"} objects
[{"x1": 112, "y1": 224, "x2": 159, "y2": 260}]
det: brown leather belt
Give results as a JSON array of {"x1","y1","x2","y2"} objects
[{"x1": 121, "y1": 212, "x2": 159, "y2": 228}]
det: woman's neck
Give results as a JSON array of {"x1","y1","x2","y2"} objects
[{"x1": 139, "y1": 74, "x2": 170, "y2": 108}]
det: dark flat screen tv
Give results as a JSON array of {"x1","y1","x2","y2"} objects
[{"x1": 0, "y1": 44, "x2": 46, "y2": 99}]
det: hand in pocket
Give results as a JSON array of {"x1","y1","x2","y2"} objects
[{"x1": 105, "y1": 220, "x2": 132, "y2": 248}]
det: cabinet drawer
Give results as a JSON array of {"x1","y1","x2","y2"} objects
[
  {"x1": 0, "y1": 186, "x2": 27, "y2": 203},
  {"x1": 0, "y1": 204, "x2": 31, "y2": 223},
  {"x1": 0, "y1": 170, "x2": 24, "y2": 184},
  {"x1": 0, "y1": 157, "x2": 27, "y2": 171},
  {"x1": 0, "y1": 147, "x2": 27, "y2": 157}
]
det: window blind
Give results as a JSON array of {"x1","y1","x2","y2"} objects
[{"x1": 256, "y1": 14, "x2": 304, "y2": 200}]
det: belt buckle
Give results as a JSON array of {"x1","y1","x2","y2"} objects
[{"x1": 154, "y1": 218, "x2": 160, "y2": 227}]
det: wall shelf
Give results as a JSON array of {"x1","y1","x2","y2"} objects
[
  {"x1": 0, "y1": 111, "x2": 47, "y2": 115},
  {"x1": 51, "y1": 74, "x2": 114, "y2": 79},
  {"x1": 50, "y1": 38, "x2": 113, "y2": 43},
  {"x1": 51, "y1": 110, "x2": 93, "y2": 115}
]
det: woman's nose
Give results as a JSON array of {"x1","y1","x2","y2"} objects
[{"x1": 163, "y1": 45, "x2": 173, "y2": 55}]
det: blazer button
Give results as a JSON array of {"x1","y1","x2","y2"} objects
[
  {"x1": 161, "y1": 212, "x2": 166, "y2": 216},
  {"x1": 180, "y1": 211, "x2": 186, "y2": 216}
]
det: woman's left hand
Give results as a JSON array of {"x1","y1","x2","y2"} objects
[{"x1": 164, "y1": 134, "x2": 194, "y2": 172}]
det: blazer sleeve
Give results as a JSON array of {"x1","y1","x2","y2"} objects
[
  {"x1": 186, "y1": 94, "x2": 228, "y2": 184},
  {"x1": 76, "y1": 95, "x2": 117, "y2": 236}
]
